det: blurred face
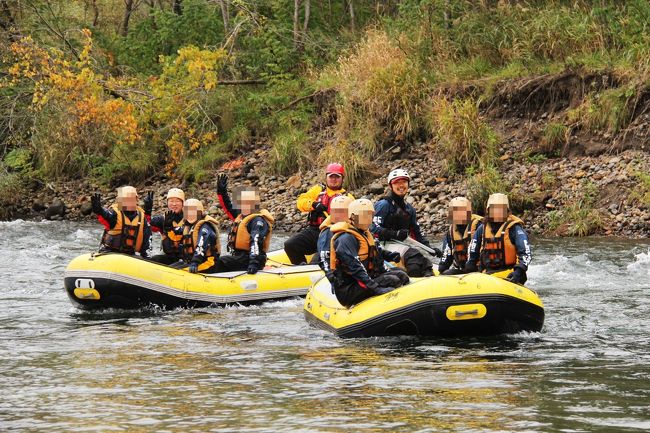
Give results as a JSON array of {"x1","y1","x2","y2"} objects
[
  {"x1": 118, "y1": 191, "x2": 137, "y2": 211},
  {"x1": 488, "y1": 204, "x2": 509, "y2": 223},
  {"x1": 352, "y1": 209, "x2": 374, "y2": 231},
  {"x1": 325, "y1": 173, "x2": 343, "y2": 190},
  {"x1": 390, "y1": 178, "x2": 409, "y2": 197},
  {"x1": 235, "y1": 187, "x2": 260, "y2": 216},
  {"x1": 451, "y1": 206, "x2": 471, "y2": 225},
  {"x1": 167, "y1": 197, "x2": 183, "y2": 213},
  {"x1": 184, "y1": 205, "x2": 200, "y2": 223},
  {"x1": 330, "y1": 206, "x2": 349, "y2": 224}
]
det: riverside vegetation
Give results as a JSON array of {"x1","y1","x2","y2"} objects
[{"x1": 0, "y1": 1, "x2": 648, "y2": 237}]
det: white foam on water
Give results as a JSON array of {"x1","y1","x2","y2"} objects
[{"x1": 626, "y1": 248, "x2": 650, "y2": 276}]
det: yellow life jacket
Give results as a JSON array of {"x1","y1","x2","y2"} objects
[
  {"x1": 101, "y1": 204, "x2": 145, "y2": 254},
  {"x1": 227, "y1": 209, "x2": 274, "y2": 253},
  {"x1": 161, "y1": 216, "x2": 183, "y2": 255},
  {"x1": 329, "y1": 222, "x2": 377, "y2": 273},
  {"x1": 181, "y1": 215, "x2": 221, "y2": 260},
  {"x1": 480, "y1": 215, "x2": 524, "y2": 271},
  {"x1": 450, "y1": 214, "x2": 483, "y2": 268},
  {"x1": 319, "y1": 215, "x2": 333, "y2": 232}
]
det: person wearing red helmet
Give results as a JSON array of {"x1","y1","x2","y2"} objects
[{"x1": 284, "y1": 162, "x2": 354, "y2": 265}]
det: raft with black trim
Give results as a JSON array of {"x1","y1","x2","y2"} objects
[
  {"x1": 304, "y1": 273, "x2": 544, "y2": 338},
  {"x1": 64, "y1": 251, "x2": 322, "y2": 310}
]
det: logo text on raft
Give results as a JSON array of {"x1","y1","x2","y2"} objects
[
  {"x1": 75, "y1": 279, "x2": 95, "y2": 289},
  {"x1": 385, "y1": 292, "x2": 399, "y2": 301}
]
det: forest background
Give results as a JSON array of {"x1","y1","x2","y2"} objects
[{"x1": 0, "y1": 0, "x2": 648, "y2": 236}]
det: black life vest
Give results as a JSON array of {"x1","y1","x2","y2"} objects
[
  {"x1": 379, "y1": 194, "x2": 412, "y2": 231},
  {"x1": 161, "y1": 213, "x2": 184, "y2": 256}
]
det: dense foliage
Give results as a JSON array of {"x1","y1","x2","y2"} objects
[{"x1": 1, "y1": 0, "x2": 648, "y2": 195}]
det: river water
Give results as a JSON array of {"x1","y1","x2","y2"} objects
[{"x1": 1, "y1": 220, "x2": 649, "y2": 432}]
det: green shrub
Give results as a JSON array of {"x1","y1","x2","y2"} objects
[
  {"x1": 328, "y1": 29, "x2": 427, "y2": 152},
  {"x1": 540, "y1": 122, "x2": 569, "y2": 155},
  {"x1": 268, "y1": 129, "x2": 310, "y2": 177},
  {"x1": 569, "y1": 87, "x2": 636, "y2": 134},
  {"x1": 431, "y1": 97, "x2": 499, "y2": 174},
  {"x1": 3, "y1": 148, "x2": 33, "y2": 173},
  {"x1": 466, "y1": 166, "x2": 508, "y2": 215},
  {"x1": 0, "y1": 165, "x2": 25, "y2": 220}
]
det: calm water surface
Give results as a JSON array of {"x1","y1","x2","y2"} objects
[{"x1": 1, "y1": 220, "x2": 649, "y2": 432}]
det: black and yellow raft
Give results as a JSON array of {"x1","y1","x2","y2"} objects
[
  {"x1": 64, "y1": 251, "x2": 321, "y2": 310},
  {"x1": 304, "y1": 273, "x2": 544, "y2": 338}
]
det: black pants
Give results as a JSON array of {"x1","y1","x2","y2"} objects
[
  {"x1": 213, "y1": 252, "x2": 250, "y2": 272},
  {"x1": 334, "y1": 268, "x2": 410, "y2": 308},
  {"x1": 284, "y1": 225, "x2": 320, "y2": 265},
  {"x1": 402, "y1": 247, "x2": 434, "y2": 277},
  {"x1": 149, "y1": 254, "x2": 181, "y2": 265}
]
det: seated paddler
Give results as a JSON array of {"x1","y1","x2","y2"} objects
[
  {"x1": 169, "y1": 198, "x2": 221, "y2": 273},
  {"x1": 146, "y1": 188, "x2": 185, "y2": 265},
  {"x1": 91, "y1": 185, "x2": 152, "y2": 258},
  {"x1": 466, "y1": 193, "x2": 531, "y2": 285},
  {"x1": 215, "y1": 173, "x2": 274, "y2": 274},
  {"x1": 327, "y1": 198, "x2": 410, "y2": 308},
  {"x1": 316, "y1": 195, "x2": 354, "y2": 271},
  {"x1": 438, "y1": 196, "x2": 483, "y2": 275}
]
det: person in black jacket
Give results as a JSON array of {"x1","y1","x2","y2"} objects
[
  {"x1": 215, "y1": 174, "x2": 275, "y2": 274},
  {"x1": 146, "y1": 188, "x2": 185, "y2": 264},
  {"x1": 370, "y1": 169, "x2": 441, "y2": 277},
  {"x1": 327, "y1": 199, "x2": 410, "y2": 308},
  {"x1": 91, "y1": 186, "x2": 152, "y2": 258}
]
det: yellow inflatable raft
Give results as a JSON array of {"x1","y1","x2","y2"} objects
[
  {"x1": 304, "y1": 273, "x2": 544, "y2": 338},
  {"x1": 64, "y1": 251, "x2": 322, "y2": 310}
]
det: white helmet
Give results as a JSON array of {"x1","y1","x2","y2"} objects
[{"x1": 387, "y1": 169, "x2": 411, "y2": 185}]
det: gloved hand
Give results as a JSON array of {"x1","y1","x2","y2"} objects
[
  {"x1": 163, "y1": 210, "x2": 175, "y2": 232},
  {"x1": 395, "y1": 229, "x2": 409, "y2": 241},
  {"x1": 365, "y1": 279, "x2": 379, "y2": 290},
  {"x1": 432, "y1": 247, "x2": 443, "y2": 258},
  {"x1": 247, "y1": 264, "x2": 259, "y2": 274},
  {"x1": 143, "y1": 191, "x2": 154, "y2": 215},
  {"x1": 464, "y1": 262, "x2": 478, "y2": 273},
  {"x1": 216, "y1": 173, "x2": 228, "y2": 194},
  {"x1": 312, "y1": 202, "x2": 328, "y2": 214},
  {"x1": 188, "y1": 262, "x2": 199, "y2": 273},
  {"x1": 387, "y1": 251, "x2": 401, "y2": 262},
  {"x1": 506, "y1": 266, "x2": 527, "y2": 285},
  {"x1": 91, "y1": 193, "x2": 102, "y2": 214}
]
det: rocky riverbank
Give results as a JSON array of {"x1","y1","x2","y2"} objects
[{"x1": 17, "y1": 132, "x2": 650, "y2": 239}]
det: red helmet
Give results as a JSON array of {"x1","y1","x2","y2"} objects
[{"x1": 326, "y1": 162, "x2": 345, "y2": 176}]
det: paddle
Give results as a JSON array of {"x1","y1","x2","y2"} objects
[{"x1": 403, "y1": 237, "x2": 442, "y2": 257}]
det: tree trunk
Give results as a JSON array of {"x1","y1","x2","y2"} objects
[
  {"x1": 90, "y1": 0, "x2": 100, "y2": 27},
  {"x1": 293, "y1": 0, "x2": 301, "y2": 49},
  {"x1": 120, "y1": 0, "x2": 135, "y2": 37},
  {"x1": 348, "y1": 0, "x2": 355, "y2": 33},
  {"x1": 301, "y1": 0, "x2": 310, "y2": 43},
  {"x1": 172, "y1": 0, "x2": 182, "y2": 15},
  {"x1": 220, "y1": 0, "x2": 229, "y2": 33},
  {"x1": 443, "y1": 0, "x2": 452, "y2": 29}
]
